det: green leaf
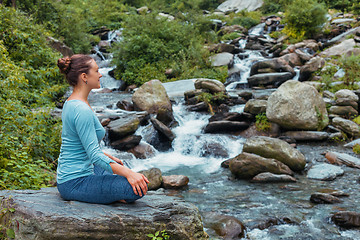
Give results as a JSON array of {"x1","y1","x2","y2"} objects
[
  {"x1": 9, "y1": 208, "x2": 15, "y2": 213},
  {"x1": 155, "y1": 231, "x2": 159, "y2": 236},
  {"x1": 147, "y1": 234, "x2": 154, "y2": 237},
  {"x1": 6, "y1": 228, "x2": 15, "y2": 239}
]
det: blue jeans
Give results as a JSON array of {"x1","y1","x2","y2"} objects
[{"x1": 57, "y1": 166, "x2": 143, "y2": 204}]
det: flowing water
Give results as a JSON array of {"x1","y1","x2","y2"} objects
[{"x1": 87, "y1": 27, "x2": 360, "y2": 239}]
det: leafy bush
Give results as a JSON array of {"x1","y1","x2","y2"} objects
[
  {"x1": 261, "y1": 0, "x2": 292, "y2": 14},
  {"x1": 255, "y1": 113, "x2": 271, "y2": 131},
  {"x1": 112, "y1": 13, "x2": 225, "y2": 86},
  {"x1": 228, "y1": 10, "x2": 262, "y2": 30},
  {"x1": 283, "y1": 0, "x2": 327, "y2": 40},
  {"x1": 0, "y1": 6, "x2": 65, "y2": 190},
  {"x1": 339, "y1": 54, "x2": 360, "y2": 87}
]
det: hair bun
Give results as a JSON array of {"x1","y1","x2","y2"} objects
[{"x1": 57, "y1": 57, "x2": 71, "y2": 75}]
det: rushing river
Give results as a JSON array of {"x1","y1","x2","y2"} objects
[{"x1": 86, "y1": 26, "x2": 360, "y2": 239}]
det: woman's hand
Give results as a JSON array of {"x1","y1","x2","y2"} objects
[{"x1": 126, "y1": 172, "x2": 149, "y2": 197}]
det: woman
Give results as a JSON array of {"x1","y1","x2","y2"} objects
[{"x1": 56, "y1": 54, "x2": 148, "y2": 204}]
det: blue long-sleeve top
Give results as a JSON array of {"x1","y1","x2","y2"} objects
[{"x1": 57, "y1": 99, "x2": 115, "y2": 184}]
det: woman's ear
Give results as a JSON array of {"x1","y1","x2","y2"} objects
[{"x1": 80, "y1": 72, "x2": 87, "y2": 83}]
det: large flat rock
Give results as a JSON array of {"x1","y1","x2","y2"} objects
[{"x1": 0, "y1": 188, "x2": 208, "y2": 240}]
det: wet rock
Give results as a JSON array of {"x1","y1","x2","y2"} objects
[
  {"x1": 244, "y1": 99, "x2": 267, "y2": 114},
  {"x1": 210, "y1": 52, "x2": 234, "y2": 67},
  {"x1": 320, "y1": 39, "x2": 357, "y2": 57},
  {"x1": 150, "y1": 117, "x2": 175, "y2": 142},
  {"x1": 0, "y1": 188, "x2": 208, "y2": 240},
  {"x1": 251, "y1": 172, "x2": 296, "y2": 183},
  {"x1": 116, "y1": 100, "x2": 134, "y2": 111},
  {"x1": 194, "y1": 78, "x2": 226, "y2": 93},
  {"x1": 101, "y1": 118, "x2": 111, "y2": 127},
  {"x1": 204, "y1": 121, "x2": 249, "y2": 133},
  {"x1": 139, "y1": 168, "x2": 162, "y2": 190},
  {"x1": 310, "y1": 193, "x2": 342, "y2": 204},
  {"x1": 307, "y1": 163, "x2": 344, "y2": 181},
  {"x1": 128, "y1": 142, "x2": 156, "y2": 159},
  {"x1": 323, "y1": 90, "x2": 335, "y2": 99},
  {"x1": 332, "y1": 211, "x2": 360, "y2": 228},
  {"x1": 251, "y1": 217, "x2": 297, "y2": 230},
  {"x1": 335, "y1": 98, "x2": 358, "y2": 109},
  {"x1": 156, "y1": 107, "x2": 178, "y2": 128},
  {"x1": 110, "y1": 135, "x2": 142, "y2": 151},
  {"x1": 329, "y1": 106, "x2": 358, "y2": 118},
  {"x1": 250, "y1": 58, "x2": 295, "y2": 76},
  {"x1": 221, "y1": 159, "x2": 231, "y2": 168},
  {"x1": 238, "y1": 90, "x2": 253, "y2": 100},
  {"x1": 335, "y1": 89, "x2": 359, "y2": 102},
  {"x1": 299, "y1": 57, "x2": 325, "y2": 82},
  {"x1": 200, "y1": 142, "x2": 229, "y2": 158},
  {"x1": 184, "y1": 89, "x2": 206, "y2": 101},
  {"x1": 282, "y1": 131, "x2": 329, "y2": 141},
  {"x1": 325, "y1": 151, "x2": 360, "y2": 169},
  {"x1": 295, "y1": 49, "x2": 312, "y2": 62},
  {"x1": 203, "y1": 213, "x2": 245, "y2": 239},
  {"x1": 229, "y1": 152, "x2": 293, "y2": 179},
  {"x1": 243, "y1": 136, "x2": 306, "y2": 171},
  {"x1": 279, "y1": 53, "x2": 302, "y2": 67},
  {"x1": 217, "y1": 0, "x2": 263, "y2": 13},
  {"x1": 247, "y1": 72, "x2": 293, "y2": 87},
  {"x1": 332, "y1": 117, "x2": 360, "y2": 137},
  {"x1": 266, "y1": 80, "x2": 329, "y2": 131},
  {"x1": 162, "y1": 175, "x2": 189, "y2": 189},
  {"x1": 132, "y1": 79, "x2": 173, "y2": 115},
  {"x1": 209, "y1": 111, "x2": 254, "y2": 123},
  {"x1": 108, "y1": 116, "x2": 140, "y2": 141},
  {"x1": 219, "y1": 25, "x2": 247, "y2": 35},
  {"x1": 188, "y1": 102, "x2": 209, "y2": 112},
  {"x1": 163, "y1": 79, "x2": 196, "y2": 99},
  {"x1": 344, "y1": 138, "x2": 360, "y2": 148}
]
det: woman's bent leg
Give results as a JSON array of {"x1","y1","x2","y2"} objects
[{"x1": 57, "y1": 174, "x2": 143, "y2": 204}]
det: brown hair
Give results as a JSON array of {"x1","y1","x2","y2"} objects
[{"x1": 57, "y1": 54, "x2": 94, "y2": 86}]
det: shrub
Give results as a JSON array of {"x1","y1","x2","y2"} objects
[
  {"x1": 283, "y1": 0, "x2": 327, "y2": 40},
  {"x1": 339, "y1": 54, "x2": 360, "y2": 87},
  {"x1": 255, "y1": 113, "x2": 271, "y2": 131}
]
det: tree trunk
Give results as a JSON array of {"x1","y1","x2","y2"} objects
[{"x1": 11, "y1": 0, "x2": 15, "y2": 8}]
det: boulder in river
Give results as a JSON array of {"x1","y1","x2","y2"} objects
[
  {"x1": 247, "y1": 72, "x2": 293, "y2": 87},
  {"x1": 266, "y1": 80, "x2": 329, "y2": 131},
  {"x1": 107, "y1": 115, "x2": 141, "y2": 141},
  {"x1": 150, "y1": 117, "x2": 176, "y2": 142},
  {"x1": 331, "y1": 117, "x2": 360, "y2": 137},
  {"x1": 310, "y1": 193, "x2": 342, "y2": 204},
  {"x1": 243, "y1": 136, "x2": 306, "y2": 171},
  {"x1": 162, "y1": 175, "x2": 189, "y2": 189},
  {"x1": 229, "y1": 152, "x2": 293, "y2": 179},
  {"x1": 139, "y1": 168, "x2": 163, "y2": 191},
  {"x1": 204, "y1": 121, "x2": 249, "y2": 133},
  {"x1": 282, "y1": 131, "x2": 329, "y2": 141},
  {"x1": 194, "y1": 78, "x2": 226, "y2": 93},
  {"x1": 332, "y1": 211, "x2": 360, "y2": 228},
  {"x1": 243, "y1": 99, "x2": 267, "y2": 115},
  {"x1": 209, "y1": 52, "x2": 234, "y2": 67},
  {"x1": 335, "y1": 89, "x2": 359, "y2": 102},
  {"x1": 128, "y1": 141, "x2": 156, "y2": 159},
  {"x1": 0, "y1": 188, "x2": 208, "y2": 240},
  {"x1": 110, "y1": 135, "x2": 142, "y2": 151},
  {"x1": 250, "y1": 58, "x2": 295, "y2": 76},
  {"x1": 203, "y1": 213, "x2": 245, "y2": 239},
  {"x1": 307, "y1": 163, "x2": 344, "y2": 181},
  {"x1": 251, "y1": 172, "x2": 297, "y2": 183},
  {"x1": 132, "y1": 79, "x2": 173, "y2": 115}
]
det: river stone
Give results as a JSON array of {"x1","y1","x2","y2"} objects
[
  {"x1": 128, "y1": 142, "x2": 156, "y2": 159},
  {"x1": 209, "y1": 52, "x2": 234, "y2": 67},
  {"x1": 162, "y1": 175, "x2": 189, "y2": 189},
  {"x1": 203, "y1": 213, "x2": 245, "y2": 239},
  {"x1": 251, "y1": 172, "x2": 296, "y2": 183},
  {"x1": 332, "y1": 211, "x2": 360, "y2": 228},
  {"x1": 216, "y1": 0, "x2": 263, "y2": 13},
  {"x1": 320, "y1": 39, "x2": 357, "y2": 57},
  {"x1": 204, "y1": 121, "x2": 249, "y2": 133},
  {"x1": 344, "y1": 138, "x2": 360, "y2": 148},
  {"x1": 243, "y1": 136, "x2": 306, "y2": 171},
  {"x1": 307, "y1": 163, "x2": 344, "y2": 181},
  {"x1": 243, "y1": 99, "x2": 267, "y2": 114},
  {"x1": 139, "y1": 168, "x2": 163, "y2": 190},
  {"x1": 282, "y1": 131, "x2": 329, "y2": 141},
  {"x1": 325, "y1": 151, "x2": 360, "y2": 169},
  {"x1": 194, "y1": 78, "x2": 226, "y2": 93},
  {"x1": 200, "y1": 141, "x2": 229, "y2": 158},
  {"x1": 110, "y1": 135, "x2": 142, "y2": 151},
  {"x1": 310, "y1": 193, "x2": 342, "y2": 204},
  {"x1": 323, "y1": 90, "x2": 335, "y2": 99},
  {"x1": 328, "y1": 106, "x2": 358, "y2": 117},
  {"x1": 132, "y1": 79, "x2": 172, "y2": 115},
  {"x1": 299, "y1": 57, "x2": 325, "y2": 81},
  {"x1": 250, "y1": 58, "x2": 295, "y2": 76},
  {"x1": 0, "y1": 188, "x2": 208, "y2": 240},
  {"x1": 107, "y1": 116, "x2": 140, "y2": 141},
  {"x1": 150, "y1": 117, "x2": 176, "y2": 141},
  {"x1": 279, "y1": 53, "x2": 302, "y2": 67},
  {"x1": 335, "y1": 89, "x2": 359, "y2": 102},
  {"x1": 332, "y1": 117, "x2": 360, "y2": 137},
  {"x1": 335, "y1": 98, "x2": 358, "y2": 109},
  {"x1": 229, "y1": 152, "x2": 293, "y2": 179},
  {"x1": 266, "y1": 80, "x2": 329, "y2": 131},
  {"x1": 247, "y1": 72, "x2": 293, "y2": 87}
]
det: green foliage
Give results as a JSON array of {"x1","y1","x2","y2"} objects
[
  {"x1": 0, "y1": 6, "x2": 65, "y2": 190},
  {"x1": 283, "y1": 0, "x2": 327, "y2": 40},
  {"x1": 255, "y1": 113, "x2": 271, "y2": 131},
  {"x1": 339, "y1": 54, "x2": 360, "y2": 87},
  {"x1": 261, "y1": 0, "x2": 292, "y2": 14},
  {"x1": 112, "y1": 13, "x2": 225, "y2": 86},
  {"x1": 353, "y1": 144, "x2": 360, "y2": 155},
  {"x1": 228, "y1": 10, "x2": 262, "y2": 30},
  {"x1": 353, "y1": 116, "x2": 360, "y2": 125},
  {"x1": 147, "y1": 230, "x2": 170, "y2": 240},
  {"x1": 0, "y1": 199, "x2": 16, "y2": 239},
  {"x1": 321, "y1": 0, "x2": 360, "y2": 13}
]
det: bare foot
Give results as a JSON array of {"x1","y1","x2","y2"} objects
[{"x1": 118, "y1": 200, "x2": 127, "y2": 203}]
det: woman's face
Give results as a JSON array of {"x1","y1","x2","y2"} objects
[{"x1": 85, "y1": 60, "x2": 102, "y2": 89}]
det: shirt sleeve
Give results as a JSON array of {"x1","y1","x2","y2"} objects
[{"x1": 73, "y1": 105, "x2": 115, "y2": 173}]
